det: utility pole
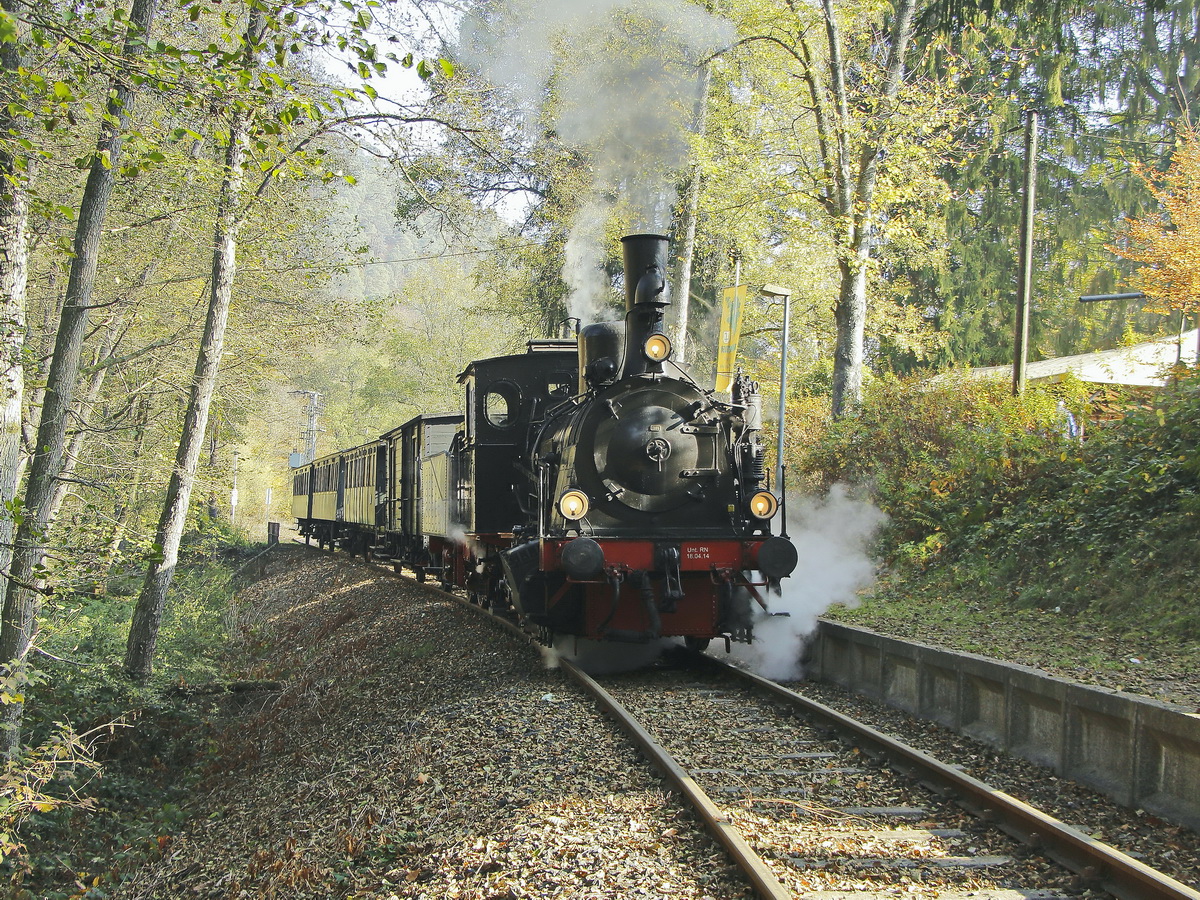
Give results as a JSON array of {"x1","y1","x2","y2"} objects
[{"x1": 1013, "y1": 110, "x2": 1038, "y2": 396}]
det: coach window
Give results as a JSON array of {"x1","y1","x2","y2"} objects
[{"x1": 483, "y1": 380, "x2": 522, "y2": 429}]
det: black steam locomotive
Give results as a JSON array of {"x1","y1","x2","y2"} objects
[{"x1": 290, "y1": 234, "x2": 797, "y2": 649}]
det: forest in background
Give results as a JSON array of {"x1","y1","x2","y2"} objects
[{"x1": 1, "y1": 0, "x2": 1199, "y2": 879}]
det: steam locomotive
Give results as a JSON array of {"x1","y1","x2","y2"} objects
[{"x1": 290, "y1": 234, "x2": 797, "y2": 650}]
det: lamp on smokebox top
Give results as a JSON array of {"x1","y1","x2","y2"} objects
[
  {"x1": 760, "y1": 283, "x2": 792, "y2": 497},
  {"x1": 643, "y1": 332, "x2": 672, "y2": 363}
]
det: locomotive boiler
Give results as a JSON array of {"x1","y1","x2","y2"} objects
[{"x1": 291, "y1": 233, "x2": 797, "y2": 652}]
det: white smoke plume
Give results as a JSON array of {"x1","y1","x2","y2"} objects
[
  {"x1": 724, "y1": 485, "x2": 887, "y2": 681},
  {"x1": 457, "y1": 0, "x2": 732, "y2": 323},
  {"x1": 561, "y1": 198, "x2": 611, "y2": 325}
]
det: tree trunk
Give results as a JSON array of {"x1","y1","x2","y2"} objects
[
  {"x1": 21, "y1": 290, "x2": 65, "y2": 465},
  {"x1": 207, "y1": 432, "x2": 220, "y2": 520},
  {"x1": 1, "y1": 0, "x2": 160, "y2": 754},
  {"x1": 672, "y1": 173, "x2": 700, "y2": 364},
  {"x1": 48, "y1": 320, "x2": 124, "y2": 521},
  {"x1": 821, "y1": 0, "x2": 917, "y2": 418},
  {"x1": 124, "y1": 9, "x2": 265, "y2": 680},
  {"x1": 671, "y1": 63, "x2": 712, "y2": 365},
  {"x1": 0, "y1": 0, "x2": 29, "y2": 615},
  {"x1": 104, "y1": 396, "x2": 150, "y2": 575},
  {"x1": 830, "y1": 255, "x2": 868, "y2": 417}
]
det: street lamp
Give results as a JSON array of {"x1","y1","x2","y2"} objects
[
  {"x1": 231, "y1": 450, "x2": 239, "y2": 524},
  {"x1": 760, "y1": 283, "x2": 792, "y2": 497}
]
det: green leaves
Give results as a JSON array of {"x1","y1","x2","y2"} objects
[
  {"x1": 809, "y1": 369, "x2": 1200, "y2": 623},
  {"x1": 398, "y1": 52, "x2": 454, "y2": 81},
  {"x1": 0, "y1": 10, "x2": 16, "y2": 43}
]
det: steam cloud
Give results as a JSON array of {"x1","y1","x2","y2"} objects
[
  {"x1": 725, "y1": 486, "x2": 887, "y2": 681},
  {"x1": 458, "y1": 0, "x2": 732, "y2": 323}
]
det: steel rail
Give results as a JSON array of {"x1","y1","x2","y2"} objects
[
  {"x1": 557, "y1": 657, "x2": 794, "y2": 900},
  {"x1": 416, "y1": 580, "x2": 794, "y2": 900},
  {"x1": 714, "y1": 659, "x2": 1200, "y2": 900},
  {"x1": 373, "y1": 559, "x2": 1199, "y2": 900}
]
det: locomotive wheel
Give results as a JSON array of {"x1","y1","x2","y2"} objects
[{"x1": 684, "y1": 636, "x2": 711, "y2": 653}]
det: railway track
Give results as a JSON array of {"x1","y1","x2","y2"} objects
[
  {"x1": 570, "y1": 658, "x2": 1200, "y2": 900},
  {"x1": 361, "y1": 551, "x2": 1200, "y2": 900}
]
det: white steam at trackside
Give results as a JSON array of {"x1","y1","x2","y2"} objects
[
  {"x1": 456, "y1": 0, "x2": 732, "y2": 324},
  {"x1": 723, "y1": 485, "x2": 887, "y2": 681}
]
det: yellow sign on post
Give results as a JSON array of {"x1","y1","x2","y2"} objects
[{"x1": 715, "y1": 284, "x2": 747, "y2": 392}]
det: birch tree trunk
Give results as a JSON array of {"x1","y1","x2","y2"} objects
[
  {"x1": 124, "y1": 9, "x2": 266, "y2": 680},
  {"x1": 671, "y1": 62, "x2": 712, "y2": 365},
  {"x1": 0, "y1": 0, "x2": 29, "y2": 608},
  {"x1": 1, "y1": 0, "x2": 160, "y2": 753}
]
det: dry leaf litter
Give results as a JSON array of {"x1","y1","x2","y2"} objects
[
  {"x1": 113, "y1": 543, "x2": 1200, "y2": 898},
  {"x1": 112, "y1": 545, "x2": 751, "y2": 899}
]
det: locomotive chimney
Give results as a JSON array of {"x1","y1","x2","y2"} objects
[
  {"x1": 620, "y1": 233, "x2": 671, "y2": 379},
  {"x1": 621, "y1": 233, "x2": 670, "y2": 310}
]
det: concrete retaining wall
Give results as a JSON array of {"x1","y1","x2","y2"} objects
[{"x1": 808, "y1": 620, "x2": 1200, "y2": 831}]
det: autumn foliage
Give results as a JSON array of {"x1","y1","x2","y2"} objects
[{"x1": 1115, "y1": 129, "x2": 1200, "y2": 314}]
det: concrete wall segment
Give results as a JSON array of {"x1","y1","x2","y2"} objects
[{"x1": 810, "y1": 619, "x2": 1200, "y2": 830}]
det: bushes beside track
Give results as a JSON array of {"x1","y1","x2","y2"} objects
[
  {"x1": 802, "y1": 370, "x2": 1200, "y2": 635},
  {"x1": 2, "y1": 522, "x2": 261, "y2": 894}
]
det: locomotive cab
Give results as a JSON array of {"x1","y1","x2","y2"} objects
[{"x1": 458, "y1": 342, "x2": 577, "y2": 535}]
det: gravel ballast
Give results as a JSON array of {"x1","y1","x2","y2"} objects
[
  {"x1": 114, "y1": 545, "x2": 752, "y2": 899},
  {"x1": 113, "y1": 543, "x2": 1200, "y2": 897}
]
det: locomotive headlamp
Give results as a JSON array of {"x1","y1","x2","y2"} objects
[
  {"x1": 747, "y1": 490, "x2": 779, "y2": 520},
  {"x1": 558, "y1": 489, "x2": 590, "y2": 521},
  {"x1": 643, "y1": 333, "x2": 672, "y2": 363}
]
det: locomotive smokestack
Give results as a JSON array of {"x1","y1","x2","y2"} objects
[
  {"x1": 621, "y1": 234, "x2": 670, "y2": 311},
  {"x1": 619, "y1": 234, "x2": 671, "y2": 380}
]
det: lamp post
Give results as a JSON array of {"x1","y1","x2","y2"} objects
[
  {"x1": 1013, "y1": 109, "x2": 1038, "y2": 396},
  {"x1": 761, "y1": 283, "x2": 792, "y2": 496},
  {"x1": 230, "y1": 450, "x2": 239, "y2": 525}
]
